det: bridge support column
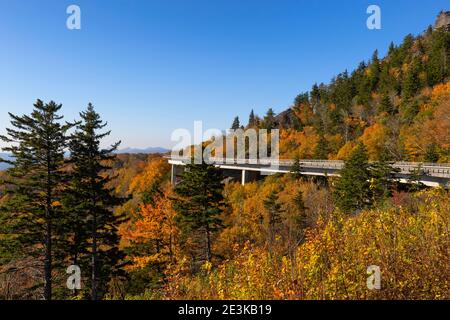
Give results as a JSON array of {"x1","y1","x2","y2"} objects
[
  {"x1": 240, "y1": 169, "x2": 260, "y2": 185},
  {"x1": 171, "y1": 164, "x2": 176, "y2": 185}
]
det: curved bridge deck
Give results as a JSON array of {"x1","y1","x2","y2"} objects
[{"x1": 167, "y1": 157, "x2": 450, "y2": 187}]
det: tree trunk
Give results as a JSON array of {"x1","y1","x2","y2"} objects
[
  {"x1": 205, "y1": 225, "x2": 212, "y2": 262},
  {"x1": 91, "y1": 211, "x2": 97, "y2": 300},
  {"x1": 90, "y1": 175, "x2": 98, "y2": 301},
  {"x1": 44, "y1": 158, "x2": 52, "y2": 301},
  {"x1": 44, "y1": 219, "x2": 52, "y2": 300}
]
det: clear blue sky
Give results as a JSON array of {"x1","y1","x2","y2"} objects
[{"x1": 0, "y1": 0, "x2": 448, "y2": 149}]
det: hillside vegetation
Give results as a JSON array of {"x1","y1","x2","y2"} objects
[
  {"x1": 0, "y1": 16, "x2": 448, "y2": 301},
  {"x1": 232, "y1": 25, "x2": 449, "y2": 162}
]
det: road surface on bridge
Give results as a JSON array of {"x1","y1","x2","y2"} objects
[{"x1": 167, "y1": 156, "x2": 450, "y2": 187}]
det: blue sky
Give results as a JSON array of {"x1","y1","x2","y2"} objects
[{"x1": 0, "y1": 0, "x2": 448, "y2": 149}]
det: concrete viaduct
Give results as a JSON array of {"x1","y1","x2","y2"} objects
[{"x1": 167, "y1": 157, "x2": 450, "y2": 187}]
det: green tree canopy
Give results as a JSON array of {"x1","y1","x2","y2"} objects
[{"x1": 333, "y1": 142, "x2": 372, "y2": 213}]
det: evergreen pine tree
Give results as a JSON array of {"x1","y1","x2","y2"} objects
[
  {"x1": 424, "y1": 143, "x2": 440, "y2": 162},
  {"x1": 172, "y1": 162, "x2": 224, "y2": 265},
  {"x1": 294, "y1": 92, "x2": 309, "y2": 107},
  {"x1": 402, "y1": 56, "x2": 422, "y2": 99},
  {"x1": 388, "y1": 41, "x2": 396, "y2": 55},
  {"x1": 248, "y1": 109, "x2": 256, "y2": 128},
  {"x1": 0, "y1": 100, "x2": 74, "y2": 300},
  {"x1": 426, "y1": 29, "x2": 450, "y2": 86},
  {"x1": 378, "y1": 94, "x2": 395, "y2": 115},
  {"x1": 263, "y1": 190, "x2": 284, "y2": 247},
  {"x1": 262, "y1": 108, "x2": 277, "y2": 130},
  {"x1": 290, "y1": 156, "x2": 303, "y2": 179},
  {"x1": 407, "y1": 164, "x2": 425, "y2": 192},
  {"x1": 310, "y1": 83, "x2": 320, "y2": 106},
  {"x1": 293, "y1": 190, "x2": 308, "y2": 231},
  {"x1": 401, "y1": 99, "x2": 420, "y2": 124},
  {"x1": 369, "y1": 50, "x2": 381, "y2": 90},
  {"x1": 426, "y1": 25, "x2": 433, "y2": 37},
  {"x1": 231, "y1": 116, "x2": 240, "y2": 130},
  {"x1": 369, "y1": 150, "x2": 397, "y2": 203},
  {"x1": 314, "y1": 134, "x2": 329, "y2": 159},
  {"x1": 64, "y1": 103, "x2": 127, "y2": 300},
  {"x1": 333, "y1": 142, "x2": 372, "y2": 213}
]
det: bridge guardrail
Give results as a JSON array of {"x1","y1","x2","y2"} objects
[{"x1": 166, "y1": 156, "x2": 450, "y2": 178}]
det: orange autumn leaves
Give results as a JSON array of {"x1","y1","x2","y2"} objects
[
  {"x1": 402, "y1": 83, "x2": 450, "y2": 162},
  {"x1": 128, "y1": 157, "x2": 170, "y2": 195},
  {"x1": 118, "y1": 157, "x2": 176, "y2": 271},
  {"x1": 279, "y1": 124, "x2": 385, "y2": 161},
  {"x1": 163, "y1": 188, "x2": 449, "y2": 300},
  {"x1": 119, "y1": 186, "x2": 177, "y2": 270},
  {"x1": 358, "y1": 123, "x2": 388, "y2": 160},
  {"x1": 280, "y1": 83, "x2": 449, "y2": 161},
  {"x1": 280, "y1": 127, "x2": 320, "y2": 159},
  {"x1": 216, "y1": 175, "x2": 332, "y2": 258}
]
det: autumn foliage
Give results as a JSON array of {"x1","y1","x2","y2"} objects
[
  {"x1": 120, "y1": 186, "x2": 177, "y2": 270},
  {"x1": 1, "y1": 17, "x2": 449, "y2": 301},
  {"x1": 161, "y1": 188, "x2": 449, "y2": 300}
]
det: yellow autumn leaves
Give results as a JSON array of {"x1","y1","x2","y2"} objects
[{"x1": 162, "y1": 188, "x2": 449, "y2": 300}]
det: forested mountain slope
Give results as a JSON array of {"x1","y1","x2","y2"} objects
[{"x1": 236, "y1": 18, "x2": 449, "y2": 162}]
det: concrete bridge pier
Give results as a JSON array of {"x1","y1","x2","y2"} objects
[
  {"x1": 241, "y1": 169, "x2": 260, "y2": 185},
  {"x1": 170, "y1": 164, "x2": 184, "y2": 185},
  {"x1": 171, "y1": 164, "x2": 176, "y2": 185},
  {"x1": 241, "y1": 170, "x2": 246, "y2": 185},
  {"x1": 170, "y1": 163, "x2": 261, "y2": 186}
]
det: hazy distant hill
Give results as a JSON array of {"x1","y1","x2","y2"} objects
[
  {"x1": 0, "y1": 153, "x2": 12, "y2": 170},
  {"x1": 116, "y1": 147, "x2": 170, "y2": 154},
  {"x1": 0, "y1": 148, "x2": 169, "y2": 171}
]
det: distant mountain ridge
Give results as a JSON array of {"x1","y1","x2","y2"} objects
[
  {"x1": 116, "y1": 147, "x2": 170, "y2": 154},
  {"x1": 0, "y1": 153, "x2": 12, "y2": 170},
  {"x1": 0, "y1": 147, "x2": 170, "y2": 170}
]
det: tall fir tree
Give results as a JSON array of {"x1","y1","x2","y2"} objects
[
  {"x1": 424, "y1": 143, "x2": 440, "y2": 162},
  {"x1": 406, "y1": 164, "x2": 426, "y2": 192},
  {"x1": 290, "y1": 156, "x2": 303, "y2": 180},
  {"x1": 369, "y1": 150, "x2": 398, "y2": 204},
  {"x1": 293, "y1": 191, "x2": 308, "y2": 231},
  {"x1": 248, "y1": 109, "x2": 256, "y2": 128},
  {"x1": 426, "y1": 29, "x2": 450, "y2": 86},
  {"x1": 369, "y1": 50, "x2": 381, "y2": 90},
  {"x1": 263, "y1": 190, "x2": 284, "y2": 248},
  {"x1": 290, "y1": 190, "x2": 309, "y2": 253},
  {"x1": 231, "y1": 116, "x2": 240, "y2": 130},
  {"x1": 172, "y1": 162, "x2": 224, "y2": 265},
  {"x1": 314, "y1": 134, "x2": 330, "y2": 159},
  {"x1": 0, "y1": 100, "x2": 74, "y2": 300},
  {"x1": 402, "y1": 56, "x2": 422, "y2": 99},
  {"x1": 388, "y1": 41, "x2": 396, "y2": 55},
  {"x1": 310, "y1": 83, "x2": 321, "y2": 106},
  {"x1": 294, "y1": 92, "x2": 309, "y2": 107},
  {"x1": 378, "y1": 94, "x2": 395, "y2": 115},
  {"x1": 333, "y1": 142, "x2": 372, "y2": 213},
  {"x1": 64, "y1": 103, "x2": 127, "y2": 300},
  {"x1": 262, "y1": 108, "x2": 277, "y2": 130}
]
